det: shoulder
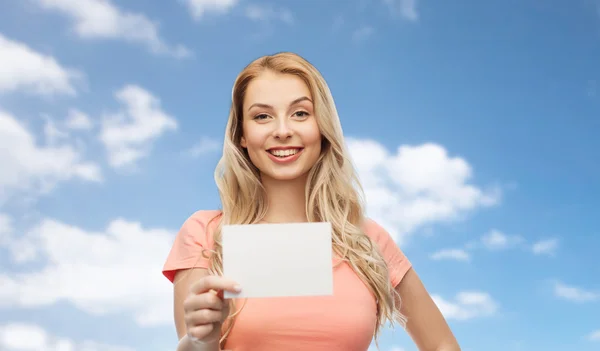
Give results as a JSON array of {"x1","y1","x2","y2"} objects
[
  {"x1": 184, "y1": 209, "x2": 223, "y2": 228},
  {"x1": 162, "y1": 209, "x2": 223, "y2": 282},
  {"x1": 187, "y1": 209, "x2": 223, "y2": 222},
  {"x1": 180, "y1": 209, "x2": 223, "y2": 243},
  {"x1": 360, "y1": 217, "x2": 412, "y2": 287},
  {"x1": 360, "y1": 217, "x2": 395, "y2": 244}
]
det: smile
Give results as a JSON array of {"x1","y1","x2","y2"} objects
[
  {"x1": 266, "y1": 147, "x2": 304, "y2": 163},
  {"x1": 267, "y1": 148, "x2": 302, "y2": 157}
]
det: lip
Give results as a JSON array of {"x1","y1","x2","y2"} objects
[
  {"x1": 266, "y1": 146, "x2": 304, "y2": 151},
  {"x1": 266, "y1": 147, "x2": 304, "y2": 164}
]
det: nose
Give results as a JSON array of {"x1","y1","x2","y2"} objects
[{"x1": 273, "y1": 118, "x2": 294, "y2": 139}]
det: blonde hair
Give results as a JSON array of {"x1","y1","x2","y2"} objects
[{"x1": 207, "y1": 52, "x2": 405, "y2": 347}]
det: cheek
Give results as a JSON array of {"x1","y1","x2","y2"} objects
[
  {"x1": 244, "y1": 136, "x2": 264, "y2": 166},
  {"x1": 242, "y1": 124, "x2": 264, "y2": 149},
  {"x1": 303, "y1": 122, "x2": 322, "y2": 149},
  {"x1": 245, "y1": 135, "x2": 265, "y2": 152}
]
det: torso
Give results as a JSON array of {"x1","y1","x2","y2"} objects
[
  {"x1": 223, "y1": 258, "x2": 378, "y2": 351},
  {"x1": 162, "y1": 209, "x2": 410, "y2": 351}
]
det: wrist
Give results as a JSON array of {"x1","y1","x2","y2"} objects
[{"x1": 178, "y1": 334, "x2": 220, "y2": 351}]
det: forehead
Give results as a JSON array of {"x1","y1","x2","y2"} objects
[{"x1": 244, "y1": 71, "x2": 312, "y2": 105}]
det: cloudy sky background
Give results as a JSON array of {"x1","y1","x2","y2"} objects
[{"x1": 1, "y1": 0, "x2": 599, "y2": 350}]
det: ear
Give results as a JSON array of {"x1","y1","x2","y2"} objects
[{"x1": 240, "y1": 136, "x2": 247, "y2": 148}]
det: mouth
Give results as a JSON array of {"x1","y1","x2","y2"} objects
[{"x1": 266, "y1": 147, "x2": 303, "y2": 158}]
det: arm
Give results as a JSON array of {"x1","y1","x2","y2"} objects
[
  {"x1": 173, "y1": 268, "x2": 219, "y2": 351},
  {"x1": 176, "y1": 335, "x2": 219, "y2": 351},
  {"x1": 396, "y1": 268, "x2": 461, "y2": 351}
]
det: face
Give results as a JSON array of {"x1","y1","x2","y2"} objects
[{"x1": 240, "y1": 71, "x2": 322, "y2": 182}]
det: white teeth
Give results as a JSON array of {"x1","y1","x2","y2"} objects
[{"x1": 269, "y1": 149, "x2": 299, "y2": 157}]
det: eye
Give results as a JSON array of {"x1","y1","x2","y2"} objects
[
  {"x1": 293, "y1": 110, "x2": 309, "y2": 118},
  {"x1": 253, "y1": 113, "x2": 269, "y2": 120}
]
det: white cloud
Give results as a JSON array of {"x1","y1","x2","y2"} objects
[
  {"x1": 0, "y1": 323, "x2": 134, "y2": 351},
  {"x1": 0, "y1": 213, "x2": 37, "y2": 263},
  {"x1": 432, "y1": 291, "x2": 499, "y2": 321},
  {"x1": 99, "y1": 84, "x2": 178, "y2": 169},
  {"x1": 188, "y1": 137, "x2": 221, "y2": 157},
  {"x1": 531, "y1": 238, "x2": 558, "y2": 256},
  {"x1": 0, "y1": 213, "x2": 12, "y2": 245},
  {"x1": 480, "y1": 229, "x2": 523, "y2": 250},
  {"x1": 0, "y1": 110, "x2": 102, "y2": 205},
  {"x1": 65, "y1": 108, "x2": 93, "y2": 131},
  {"x1": 433, "y1": 231, "x2": 558, "y2": 263},
  {"x1": 588, "y1": 329, "x2": 600, "y2": 342},
  {"x1": 430, "y1": 248, "x2": 470, "y2": 262},
  {"x1": 42, "y1": 114, "x2": 70, "y2": 145},
  {"x1": 33, "y1": 0, "x2": 191, "y2": 58},
  {"x1": 553, "y1": 281, "x2": 599, "y2": 303},
  {"x1": 383, "y1": 0, "x2": 419, "y2": 21},
  {"x1": 0, "y1": 218, "x2": 175, "y2": 327},
  {"x1": 244, "y1": 4, "x2": 293, "y2": 24},
  {"x1": 0, "y1": 33, "x2": 81, "y2": 96},
  {"x1": 347, "y1": 139, "x2": 500, "y2": 243},
  {"x1": 185, "y1": 0, "x2": 239, "y2": 19}
]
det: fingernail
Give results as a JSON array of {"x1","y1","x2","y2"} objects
[{"x1": 233, "y1": 284, "x2": 242, "y2": 292}]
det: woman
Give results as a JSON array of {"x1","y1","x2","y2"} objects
[{"x1": 162, "y1": 52, "x2": 460, "y2": 351}]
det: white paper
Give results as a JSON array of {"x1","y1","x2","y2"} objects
[{"x1": 222, "y1": 221, "x2": 333, "y2": 299}]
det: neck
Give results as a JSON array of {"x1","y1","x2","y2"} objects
[{"x1": 260, "y1": 174, "x2": 308, "y2": 223}]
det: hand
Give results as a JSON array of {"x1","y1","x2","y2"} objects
[{"x1": 183, "y1": 275, "x2": 242, "y2": 345}]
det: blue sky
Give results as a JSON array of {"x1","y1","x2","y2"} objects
[{"x1": 0, "y1": 0, "x2": 599, "y2": 350}]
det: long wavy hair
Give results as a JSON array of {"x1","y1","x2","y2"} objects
[{"x1": 207, "y1": 52, "x2": 405, "y2": 347}]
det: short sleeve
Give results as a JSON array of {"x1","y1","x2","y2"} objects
[
  {"x1": 162, "y1": 210, "x2": 222, "y2": 283},
  {"x1": 363, "y1": 219, "x2": 412, "y2": 288}
]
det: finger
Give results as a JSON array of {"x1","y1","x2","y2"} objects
[
  {"x1": 183, "y1": 291, "x2": 224, "y2": 312},
  {"x1": 209, "y1": 289, "x2": 227, "y2": 303},
  {"x1": 190, "y1": 275, "x2": 241, "y2": 295},
  {"x1": 185, "y1": 308, "x2": 224, "y2": 327},
  {"x1": 187, "y1": 324, "x2": 214, "y2": 340}
]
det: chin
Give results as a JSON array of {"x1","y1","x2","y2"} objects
[{"x1": 262, "y1": 169, "x2": 309, "y2": 182}]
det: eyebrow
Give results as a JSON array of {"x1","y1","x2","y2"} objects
[{"x1": 247, "y1": 96, "x2": 313, "y2": 112}]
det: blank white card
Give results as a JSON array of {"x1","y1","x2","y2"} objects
[{"x1": 222, "y1": 221, "x2": 333, "y2": 299}]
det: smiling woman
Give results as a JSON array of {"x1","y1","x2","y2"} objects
[
  {"x1": 241, "y1": 71, "x2": 322, "y2": 182},
  {"x1": 162, "y1": 52, "x2": 460, "y2": 351}
]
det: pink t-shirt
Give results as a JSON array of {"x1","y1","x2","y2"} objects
[{"x1": 162, "y1": 210, "x2": 412, "y2": 351}]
